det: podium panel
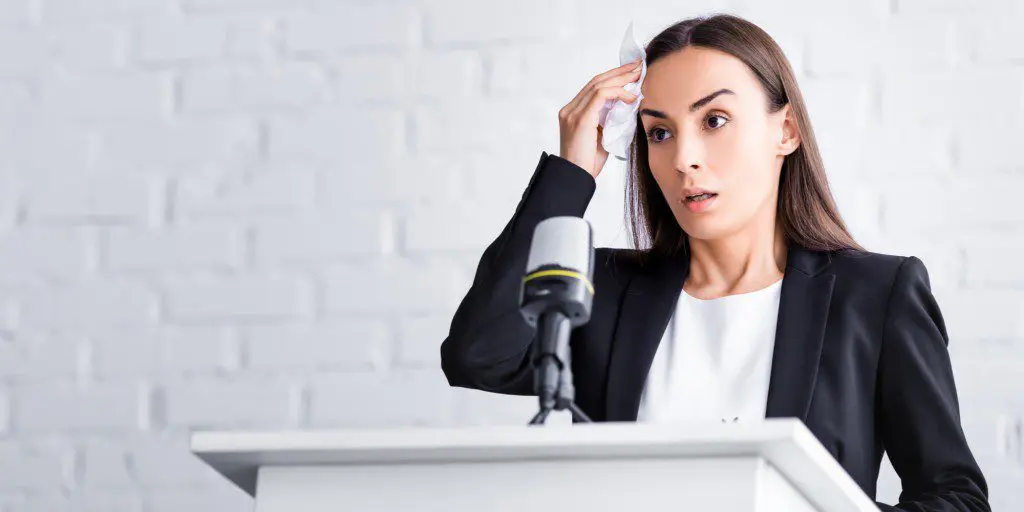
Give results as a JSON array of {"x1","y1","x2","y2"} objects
[{"x1": 255, "y1": 456, "x2": 813, "y2": 512}]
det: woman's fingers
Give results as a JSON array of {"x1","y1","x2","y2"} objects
[
  {"x1": 564, "y1": 60, "x2": 643, "y2": 114},
  {"x1": 564, "y1": 68, "x2": 642, "y2": 119},
  {"x1": 578, "y1": 85, "x2": 639, "y2": 124},
  {"x1": 591, "y1": 58, "x2": 644, "y2": 86}
]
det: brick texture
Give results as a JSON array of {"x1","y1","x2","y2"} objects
[{"x1": 0, "y1": 0, "x2": 1021, "y2": 509}]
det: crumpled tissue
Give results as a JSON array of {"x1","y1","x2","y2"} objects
[{"x1": 597, "y1": 20, "x2": 647, "y2": 161}]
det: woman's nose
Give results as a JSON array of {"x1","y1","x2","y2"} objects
[{"x1": 673, "y1": 139, "x2": 703, "y2": 173}]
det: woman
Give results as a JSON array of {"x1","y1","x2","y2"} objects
[{"x1": 440, "y1": 14, "x2": 989, "y2": 511}]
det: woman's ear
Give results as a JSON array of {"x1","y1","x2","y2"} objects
[{"x1": 777, "y1": 103, "x2": 801, "y2": 156}]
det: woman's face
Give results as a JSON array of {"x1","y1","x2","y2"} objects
[{"x1": 639, "y1": 46, "x2": 799, "y2": 242}]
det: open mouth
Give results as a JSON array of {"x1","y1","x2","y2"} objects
[
  {"x1": 685, "y1": 193, "x2": 718, "y2": 203},
  {"x1": 683, "y1": 192, "x2": 718, "y2": 213}
]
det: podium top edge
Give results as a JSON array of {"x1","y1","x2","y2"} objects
[{"x1": 190, "y1": 418, "x2": 809, "y2": 456}]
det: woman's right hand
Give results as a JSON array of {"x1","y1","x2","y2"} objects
[{"x1": 558, "y1": 58, "x2": 643, "y2": 179}]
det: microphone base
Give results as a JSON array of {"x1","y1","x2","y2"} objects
[{"x1": 528, "y1": 401, "x2": 592, "y2": 425}]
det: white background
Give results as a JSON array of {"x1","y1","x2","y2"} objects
[{"x1": 0, "y1": 0, "x2": 1022, "y2": 510}]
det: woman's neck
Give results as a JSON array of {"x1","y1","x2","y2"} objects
[{"x1": 683, "y1": 224, "x2": 788, "y2": 300}]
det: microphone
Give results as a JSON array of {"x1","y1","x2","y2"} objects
[{"x1": 519, "y1": 216, "x2": 595, "y2": 424}]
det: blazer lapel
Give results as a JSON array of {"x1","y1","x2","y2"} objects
[
  {"x1": 604, "y1": 250, "x2": 689, "y2": 422},
  {"x1": 603, "y1": 243, "x2": 835, "y2": 423},
  {"x1": 764, "y1": 245, "x2": 835, "y2": 421}
]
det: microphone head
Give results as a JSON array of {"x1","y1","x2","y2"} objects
[
  {"x1": 525, "y1": 216, "x2": 593, "y2": 278},
  {"x1": 520, "y1": 216, "x2": 595, "y2": 327}
]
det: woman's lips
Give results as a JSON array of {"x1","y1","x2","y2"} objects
[{"x1": 684, "y1": 193, "x2": 718, "y2": 213}]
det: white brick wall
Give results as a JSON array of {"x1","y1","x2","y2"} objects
[{"x1": 0, "y1": 0, "x2": 1022, "y2": 510}]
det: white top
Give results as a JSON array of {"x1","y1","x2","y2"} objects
[{"x1": 637, "y1": 278, "x2": 784, "y2": 424}]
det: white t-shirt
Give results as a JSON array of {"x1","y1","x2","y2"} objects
[{"x1": 636, "y1": 278, "x2": 784, "y2": 424}]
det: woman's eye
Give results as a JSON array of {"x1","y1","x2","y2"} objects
[
  {"x1": 704, "y1": 113, "x2": 729, "y2": 130},
  {"x1": 646, "y1": 127, "x2": 670, "y2": 143},
  {"x1": 705, "y1": 113, "x2": 728, "y2": 130}
]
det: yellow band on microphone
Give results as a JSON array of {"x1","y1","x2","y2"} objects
[{"x1": 523, "y1": 269, "x2": 595, "y2": 295}]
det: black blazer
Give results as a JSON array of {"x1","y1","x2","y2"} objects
[{"x1": 440, "y1": 151, "x2": 990, "y2": 511}]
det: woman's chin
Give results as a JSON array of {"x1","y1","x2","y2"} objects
[
  {"x1": 677, "y1": 216, "x2": 732, "y2": 242},
  {"x1": 678, "y1": 224, "x2": 717, "y2": 241}
]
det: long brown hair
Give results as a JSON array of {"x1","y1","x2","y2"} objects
[{"x1": 625, "y1": 13, "x2": 865, "y2": 267}]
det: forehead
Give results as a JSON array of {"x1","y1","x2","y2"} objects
[{"x1": 641, "y1": 47, "x2": 763, "y2": 111}]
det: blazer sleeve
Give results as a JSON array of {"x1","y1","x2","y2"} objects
[
  {"x1": 440, "y1": 151, "x2": 596, "y2": 395},
  {"x1": 875, "y1": 256, "x2": 990, "y2": 511}
]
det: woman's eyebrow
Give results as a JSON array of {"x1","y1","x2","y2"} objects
[
  {"x1": 640, "y1": 88, "x2": 736, "y2": 119},
  {"x1": 689, "y1": 88, "x2": 735, "y2": 112}
]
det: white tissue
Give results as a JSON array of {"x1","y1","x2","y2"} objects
[{"x1": 597, "y1": 20, "x2": 647, "y2": 162}]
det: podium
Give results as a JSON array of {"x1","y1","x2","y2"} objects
[{"x1": 191, "y1": 418, "x2": 878, "y2": 511}]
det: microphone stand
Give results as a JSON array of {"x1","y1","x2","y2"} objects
[{"x1": 527, "y1": 310, "x2": 593, "y2": 425}]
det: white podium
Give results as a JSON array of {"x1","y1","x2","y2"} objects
[{"x1": 191, "y1": 418, "x2": 878, "y2": 512}]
